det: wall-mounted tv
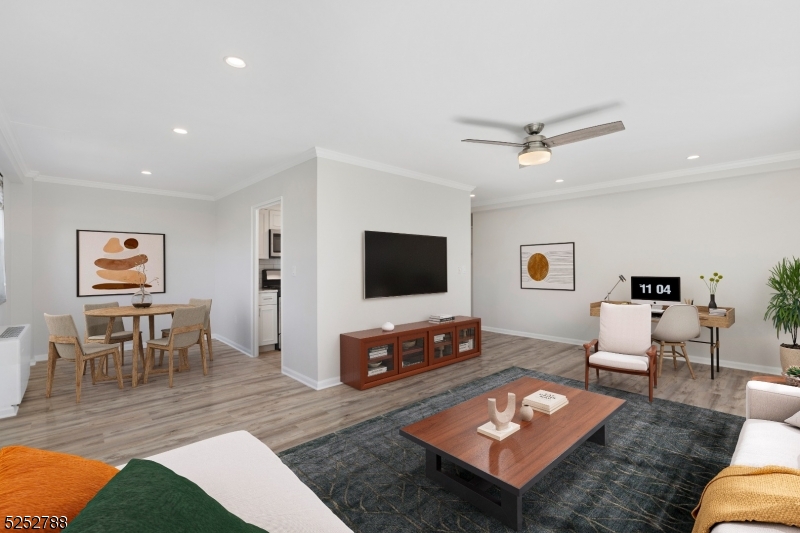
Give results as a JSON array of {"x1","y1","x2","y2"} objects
[{"x1": 364, "y1": 231, "x2": 447, "y2": 299}]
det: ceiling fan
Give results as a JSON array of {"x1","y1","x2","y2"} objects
[{"x1": 462, "y1": 120, "x2": 625, "y2": 167}]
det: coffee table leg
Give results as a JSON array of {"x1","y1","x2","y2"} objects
[
  {"x1": 588, "y1": 424, "x2": 606, "y2": 446},
  {"x1": 424, "y1": 449, "x2": 523, "y2": 531}
]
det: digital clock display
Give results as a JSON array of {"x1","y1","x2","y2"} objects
[{"x1": 630, "y1": 276, "x2": 681, "y2": 302}]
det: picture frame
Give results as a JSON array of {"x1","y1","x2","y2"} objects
[
  {"x1": 76, "y1": 230, "x2": 166, "y2": 297},
  {"x1": 520, "y1": 242, "x2": 575, "y2": 291}
]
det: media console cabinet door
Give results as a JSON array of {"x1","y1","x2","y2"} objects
[
  {"x1": 456, "y1": 323, "x2": 479, "y2": 357},
  {"x1": 364, "y1": 338, "x2": 398, "y2": 383},
  {"x1": 398, "y1": 332, "x2": 428, "y2": 373},
  {"x1": 429, "y1": 326, "x2": 456, "y2": 365}
]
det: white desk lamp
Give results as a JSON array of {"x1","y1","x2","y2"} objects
[{"x1": 604, "y1": 275, "x2": 626, "y2": 301}]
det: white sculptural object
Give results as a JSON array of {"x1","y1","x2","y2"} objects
[
  {"x1": 520, "y1": 404, "x2": 534, "y2": 422},
  {"x1": 381, "y1": 322, "x2": 394, "y2": 331},
  {"x1": 488, "y1": 393, "x2": 516, "y2": 431}
]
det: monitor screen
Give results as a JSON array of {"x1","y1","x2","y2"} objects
[
  {"x1": 364, "y1": 231, "x2": 447, "y2": 299},
  {"x1": 630, "y1": 276, "x2": 681, "y2": 303}
]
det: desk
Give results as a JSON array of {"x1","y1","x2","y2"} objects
[
  {"x1": 84, "y1": 304, "x2": 194, "y2": 386},
  {"x1": 589, "y1": 301, "x2": 736, "y2": 379}
]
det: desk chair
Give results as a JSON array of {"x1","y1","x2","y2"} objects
[
  {"x1": 160, "y1": 298, "x2": 213, "y2": 367},
  {"x1": 652, "y1": 304, "x2": 700, "y2": 379},
  {"x1": 584, "y1": 302, "x2": 658, "y2": 402},
  {"x1": 144, "y1": 306, "x2": 208, "y2": 388}
]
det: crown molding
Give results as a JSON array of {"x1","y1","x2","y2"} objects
[
  {"x1": 213, "y1": 147, "x2": 318, "y2": 200},
  {"x1": 0, "y1": 99, "x2": 32, "y2": 183},
  {"x1": 214, "y1": 146, "x2": 476, "y2": 200},
  {"x1": 33, "y1": 175, "x2": 215, "y2": 201},
  {"x1": 314, "y1": 147, "x2": 476, "y2": 192},
  {"x1": 471, "y1": 150, "x2": 800, "y2": 212}
]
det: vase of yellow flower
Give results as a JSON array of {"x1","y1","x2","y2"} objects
[{"x1": 700, "y1": 272, "x2": 723, "y2": 309}]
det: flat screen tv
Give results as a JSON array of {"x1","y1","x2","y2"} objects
[{"x1": 364, "y1": 231, "x2": 447, "y2": 299}]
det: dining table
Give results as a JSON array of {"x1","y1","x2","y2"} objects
[{"x1": 83, "y1": 304, "x2": 195, "y2": 386}]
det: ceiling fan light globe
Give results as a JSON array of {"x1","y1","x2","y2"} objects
[{"x1": 518, "y1": 147, "x2": 551, "y2": 166}]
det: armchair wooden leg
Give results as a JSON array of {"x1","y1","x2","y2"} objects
[
  {"x1": 585, "y1": 363, "x2": 590, "y2": 390},
  {"x1": 206, "y1": 328, "x2": 213, "y2": 361},
  {"x1": 657, "y1": 342, "x2": 664, "y2": 377},
  {"x1": 75, "y1": 357, "x2": 84, "y2": 404},
  {"x1": 200, "y1": 335, "x2": 208, "y2": 376},
  {"x1": 168, "y1": 349, "x2": 174, "y2": 388},
  {"x1": 89, "y1": 358, "x2": 97, "y2": 385},
  {"x1": 595, "y1": 368, "x2": 599, "y2": 379},
  {"x1": 680, "y1": 345, "x2": 696, "y2": 379},
  {"x1": 46, "y1": 343, "x2": 57, "y2": 398},
  {"x1": 112, "y1": 349, "x2": 124, "y2": 390},
  {"x1": 648, "y1": 368, "x2": 654, "y2": 402}
]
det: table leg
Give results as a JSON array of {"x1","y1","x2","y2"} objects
[
  {"x1": 149, "y1": 315, "x2": 155, "y2": 340},
  {"x1": 425, "y1": 449, "x2": 523, "y2": 530},
  {"x1": 709, "y1": 327, "x2": 715, "y2": 380},
  {"x1": 716, "y1": 327, "x2": 721, "y2": 372},
  {"x1": 131, "y1": 316, "x2": 140, "y2": 387},
  {"x1": 588, "y1": 424, "x2": 606, "y2": 446}
]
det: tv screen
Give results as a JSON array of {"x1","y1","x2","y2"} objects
[{"x1": 364, "y1": 231, "x2": 447, "y2": 299}]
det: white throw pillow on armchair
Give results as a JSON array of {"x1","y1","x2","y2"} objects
[
  {"x1": 598, "y1": 302, "x2": 652, "y2": 355},
  {"x1": 785, "y1": 410, "x2": 800, "y2": 429}
]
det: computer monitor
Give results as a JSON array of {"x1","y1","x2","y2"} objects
[{"x1": 630, "y1": 276, "x2": 681, "y2": 306}]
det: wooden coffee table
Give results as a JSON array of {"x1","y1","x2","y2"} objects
[{"x1": 400, "y1": 377, "x2": 626, "y2": 530}]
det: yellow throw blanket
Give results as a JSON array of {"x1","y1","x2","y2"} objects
[{"x1": 692, "y1": 465, "x2": 800, "y2": 533}]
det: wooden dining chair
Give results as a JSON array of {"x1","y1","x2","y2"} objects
[
  {"x1": 144, "y1": 306, "x2": 208, "y2": 388},
  {"x1": 44, "y1": 313, "x2": 124, "y2": 403},
  {"x1": 84, "y1": 302, "x2": 135, "y2": 368},
  {"x1": 159, "y1": 298, "x2": 213, "y2": 367}
]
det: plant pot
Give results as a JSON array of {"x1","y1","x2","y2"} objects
[
  {"x1": 708, "y1": 294, "x2": 717, "y2": 309},
  {"x1": 779, "y1": 345, "x2": 800, "y2": 372}
]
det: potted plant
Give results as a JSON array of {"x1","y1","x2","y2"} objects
[
  {"x1": 700, "y1": 272, "x2": 723, "y2": 309},
  {"x1": 764, "y1": 257, "x2": 800, "y2": 371}
]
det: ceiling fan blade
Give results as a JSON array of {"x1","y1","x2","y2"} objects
[
  {"x1": 540, "y1": 102, "x2": 621, "y2": 126},
  {"x1": 462, "y1": 139, "x2": 526, "y2": 147},
  {"x1": 455, "y1": 117, "x2": 522, "y2": 135},
  {"x1": 543, "y1": 121, "x2": 625, "y2": 148}
]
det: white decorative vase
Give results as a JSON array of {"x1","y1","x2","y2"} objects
[
  {"x1": 381, "y1": 322, "x2": 394, "y2": 332},
  {"x1": 520, "y1": 405, "x2": 534, "y2": 422}
]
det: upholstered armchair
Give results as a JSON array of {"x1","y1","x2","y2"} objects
[{"x1": 584, "y1": 302, "x2": 658, "y2": 402}]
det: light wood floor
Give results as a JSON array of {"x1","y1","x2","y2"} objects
[{"x1": 0, "y1": 331, "x2": 762, "y2": 465}]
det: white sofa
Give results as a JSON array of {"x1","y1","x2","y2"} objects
[
  {"x1": 119, "y1": 431, "x2": 352, "y2": 533},
  {"x1": 713, "y1": 381, "x2": 800, "y2": 533}
]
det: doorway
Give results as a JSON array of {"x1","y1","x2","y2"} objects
[{"x1": 251, "y1": 198, "x2": 282, "y2": 358}]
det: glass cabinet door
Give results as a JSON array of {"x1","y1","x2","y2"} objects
[
  {"x1": 399, "y1": 334, "x2": 427, "y2": 373},
  {"x1": 456, "y1": 324, "x2": 478, "y2": 356},
  {"x1": 430, "y1": 328, "x2": 456, "y2": 364},
  {"x1": 365, "y1": 340, "x2": 396, "y2": 381}
]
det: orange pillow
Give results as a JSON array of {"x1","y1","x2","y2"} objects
[{"x1": 0, "y1": 446, "x2": 118, "y2": 531}]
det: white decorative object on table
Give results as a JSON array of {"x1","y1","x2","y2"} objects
[
  {"x1": 523, "y1": 390, "x2": 569, "y2": 415},
  {"x1": 477, "y1": 392, "x2": 520, "y2": 440},
  {"x1": 381, "y1": 322, "x2": 394, "y2": 331},
  {"x1": 520, "y1": 404, "x2": 534, "y2": 422}
]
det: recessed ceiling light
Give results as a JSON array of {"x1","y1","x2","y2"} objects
[
  {"x1": 141, "y1": 170, "x2": 152, "y2": 175},
  {"x1": 224, "y1": 56, "x2": 247, "y2": 68},
  {"x1": 173, "y1": 128, "x2": 188, "y2": 135},
  {"x1": 687, "y1": 155, "x2": 700, "y2": 160},
  {"x1": 555, "y1": 179, "x2": 564, "y2": 183},
  {"x1": 470, "y1": 194, "x2": 475, "y2": 197}
]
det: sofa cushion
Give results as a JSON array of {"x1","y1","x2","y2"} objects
[
  {"x1": 589, "y1": 351, "x2": 650, "y2": 372},
  {"x1": 64, "y1": 459, "x2": 265, "y2": 532},
  {"x1": 0, "y1": 445, "x2": 118, "y2": 530},
  {"x1": 712, "y1": 522, "x2": 799, "y2": 532},
  {"x1": 730, "y1": 419, "x2": 800, "y2": 469},
  {"x1": 599, "y1": 302, "x2": 652, "y2": 355},
  {"x1": 137, "y1": 431, "x2": 352, "y2": 533},
  {"x1": 785, "y1": 409, "x2": 800, "y2": 429}
]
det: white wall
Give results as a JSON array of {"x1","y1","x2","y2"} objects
[
  {"x1": 316, "y1": 158, "x2": 472, "y2": 385},
  {"x1": 214, "y1": 159, "x2": 318, "y2": 383},
  {"x1": 0, "y1": 177, "x2": 33, "y2": 327},
  {"x1": 31, "y1": 182, "x2": 216, "y2": 355},
  {"x1": 472, "y1": 168, "x2": 800, "y2": 374}
]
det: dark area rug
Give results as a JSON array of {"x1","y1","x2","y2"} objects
[{"x1": 279, "y1": 367, "x2": 744, "y2": 532}]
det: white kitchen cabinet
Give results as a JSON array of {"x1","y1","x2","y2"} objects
[
  {"x1": 258, "y1": 210, "x2": 269, "y2": 259},
  {"x1": 259, "y1": 304, "x2": 278, "y2": 346},
  {"x1": 269, "y1": 210, "x2": 281, "y2": 230}
]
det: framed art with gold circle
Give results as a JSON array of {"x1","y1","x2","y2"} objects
[{"x1": 520, "y1": 242, "x2": 575, "y2": 291}]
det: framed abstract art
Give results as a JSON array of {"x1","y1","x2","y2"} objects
[{"x1": 520, "y1": 242, "x2": 575, "y2": 291}]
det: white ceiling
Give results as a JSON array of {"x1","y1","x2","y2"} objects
[{"x1": 1, "y1": 1, "x2": 798, "y2": 203}]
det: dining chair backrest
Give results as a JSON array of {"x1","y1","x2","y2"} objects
[
  {"x1": 83, "y1": 302, "x2": 125, "y2": 337},
  {"x1": 167, "y1": 306, "x2": 206, "y2": 349},
  {"x1": 44, "y1": 313, "x2": 81, "y2": 360},
  {"x1": 652, "y1": 304, "x2": 701, "y2": 342},
  {"x1": 188, "y1": 298, "x2": 212, "y2": 330},
  {"x1": 599, "y1": 302, "x2": 652, "y2": 356}
]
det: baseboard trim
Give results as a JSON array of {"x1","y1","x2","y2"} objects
[
  {"x1": 483, "y1": 326, "x2": 784, "y2": 375},
  {"x1": 211, "y1": 334, "x2": 253, "y2": 357},
  {"x1": 281, "y1": 366, "x2": 342, "y2": 390},
  {"x1": 482, "y1": 326, "x2": 586, "y2": 347},
  {"x1": 33, "y1": 354, "x2": 48, "y2": 364}
]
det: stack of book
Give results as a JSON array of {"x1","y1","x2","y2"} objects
[
  {"x1": 523, "y1": 390, "x2": 569, "y2": 415},
  {"x1": 429, "y1": 314, "x2": 454, "y2": 324},
  {"x1": 433, "y1": 333, "x2": 446, "y2": 343},
  {"x1": 708, "y1": 308, "x2": 727, "y2": 317},
  {"x1": 368, "y1": 345, "x2": 389, "y2": 359}
]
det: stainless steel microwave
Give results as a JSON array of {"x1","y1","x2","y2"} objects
[{"x1": 269, "y1": 229, "x2": 281, "y2": 258}]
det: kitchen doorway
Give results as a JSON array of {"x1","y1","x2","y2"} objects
[{"x1": 251, "y1": 199, "x2": 282, "y2": 358}]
